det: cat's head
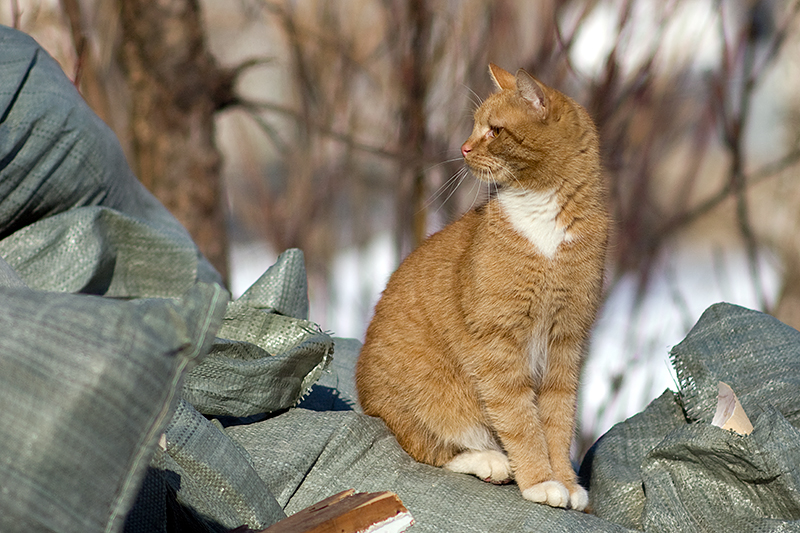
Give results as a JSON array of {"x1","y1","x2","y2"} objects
[{"x1": 461, "y1": 64, "x2": 598, "y2": 190}]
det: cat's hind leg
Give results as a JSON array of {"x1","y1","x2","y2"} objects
[
  {"x1": 442, "y1": 425, "x2": 512, "y2": 484},
  {"x1": 443, "y1": 449, "x2": 512, "y2": 484}
]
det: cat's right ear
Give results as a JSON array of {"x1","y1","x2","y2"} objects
[
  {"x1": 489, "y1": 63, "x2": 516, "y2": 92},
  {"x1": 515, "y1": 69, "x2": 549, "y2": 120}
]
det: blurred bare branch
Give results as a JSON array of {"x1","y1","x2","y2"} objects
[
  {"x1": 58, "y1": 0, "x2": 85, "y2": 86},
  {"x1": 238, "y1": 99, "x2": 400, "y2": 160},
  {"x1": 10, "y1": 0, "x2": 21, "y2": 28}
]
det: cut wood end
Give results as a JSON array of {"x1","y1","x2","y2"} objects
[
  {"x1": 261, "y1": 490, "x2": 414, "y2": 533},
  {"x1": 711, "y1": 381, "x2": 753, "y2": 436}
]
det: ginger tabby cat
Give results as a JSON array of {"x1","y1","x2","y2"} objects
[{"x1": 356, "y1": 64, "x2": 608, "y2": 510}]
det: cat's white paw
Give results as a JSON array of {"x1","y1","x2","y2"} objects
[
  {"x1": 521, "y1": 481, "x2": 570, "y2": 508},
  {"x1": 443, "y1": 450, "x2": 512, "y2": 484},
  {"x1": 569, "y1": 485, "x2": 589, "y2": 511}
]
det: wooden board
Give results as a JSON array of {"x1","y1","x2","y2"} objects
[{"x1": 253, "y1": 489, "x2": 414, "y2": 533}]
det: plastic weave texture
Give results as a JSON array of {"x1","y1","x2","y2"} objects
[
  {"x1": 0, "y1": 281, "x2": 227, "y2": 532},
  {"x1": 182, "y1": 250, "x2": 334, "y2": 418}
]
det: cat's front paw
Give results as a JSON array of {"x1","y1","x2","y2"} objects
[
  {"x1": 443, "y1": 450, "x2": 512, "y2": 484},
  {"x1": 567, "y1": 484, "x2": 589, "y2": 511},
  {"x1": 521, "y1": 481, "x2": 569, "y2": 508}
]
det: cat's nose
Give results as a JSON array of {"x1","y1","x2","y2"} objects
[{"x1": 461, "y1": 142, "x2": 472, "y2": 158}]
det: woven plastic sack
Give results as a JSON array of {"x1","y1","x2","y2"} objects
[
  {"x1": 0, "y1": 255, "x2": 26, "y2": 288},
  {"x1": 0, "y1": 27, "x2": 221, "y2": 293},
  {"x1": 182, "y1": 249, "x2": 334, "y2": 417},
  {"x1": 225, "y1": 409, "x2": 635, "y2": 533},
  {"x1": 0, "y1": 206, "x2": 201, "y2": 297},
  {"x1": 0, "y1": 282, "x2": 227, "y2": 532},
  {"x1": 583, "y1": 303, "x2": 800, "y2": 532},
  {"x1": 580, "y1": 390, "x2": 686, "y2": 529},
  {"x1": 640, "y1": 406, "x2": 800, "y2": 532},
  {"x1": 0, "y1": 26, "x2": 329, "y2": 531},
  {"x1": 124, "y1": 400, "x2": 287, "y2": 533},
  {"x1": 672, "y1": 303, "x2": 800, "y2": 427}
]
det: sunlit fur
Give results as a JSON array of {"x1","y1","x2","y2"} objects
[{"x1": 356, "y1": 64, "x2": 608, "y2": 511}]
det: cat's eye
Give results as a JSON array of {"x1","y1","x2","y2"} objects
[{"x1": 486, "y1": 126, "x2": 503, "y2": 139}]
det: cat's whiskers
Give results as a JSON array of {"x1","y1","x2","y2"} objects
[
  {"x1": 421, "y1": 166, "x2": 471, "y2": 215},
  {"x1": 464, "y1": 169, "x2": 487, "y2": 212},
  {"x1": 424, "y1": 156, "x2": 468, "y2": 173},
  {"x1": 474, "y1": 168, "x2": 499, "y2": 216},
  {"x1": 489, "y1": 159, "x2": 520, "y2": 188},
  {"x1": 505, "y1": 169, "x2": 524, "y2": 190},
  {"x1": 463, "y1": 84, "x2": 484, "y2": 111},
  {"x1": 483, "y1": 169, "x2": 494, "y2": 218}
]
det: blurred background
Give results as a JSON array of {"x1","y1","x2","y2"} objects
[{"x1": 5, "y1": 0, "x2": 799, "y2": 456}]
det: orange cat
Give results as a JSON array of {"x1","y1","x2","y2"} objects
[{"x1": 356, "y1": 64, "x2": 608, "y2": 510}]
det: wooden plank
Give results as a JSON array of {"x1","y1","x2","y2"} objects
[{"x1": 256, "y1": 490, "x2": 414, "y2": 533}]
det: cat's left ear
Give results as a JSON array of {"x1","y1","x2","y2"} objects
[
  {"x1": 515, "y1": 69, "x2": 549, "y2": 119},
  {"x1": 489, "y1": 63, "x2": 516, "y2": 92}
]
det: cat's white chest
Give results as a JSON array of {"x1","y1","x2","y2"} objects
[{"x1": 498, "y1": 188, "x2": 566, "y2": 258}]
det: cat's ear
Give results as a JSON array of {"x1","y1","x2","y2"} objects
[
  {"x1": 489, "y1": 63, "x2": 516, "y2": 92},
  {"x1": 515, "y1": 69, "x2": 549, "y2": 119}
]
